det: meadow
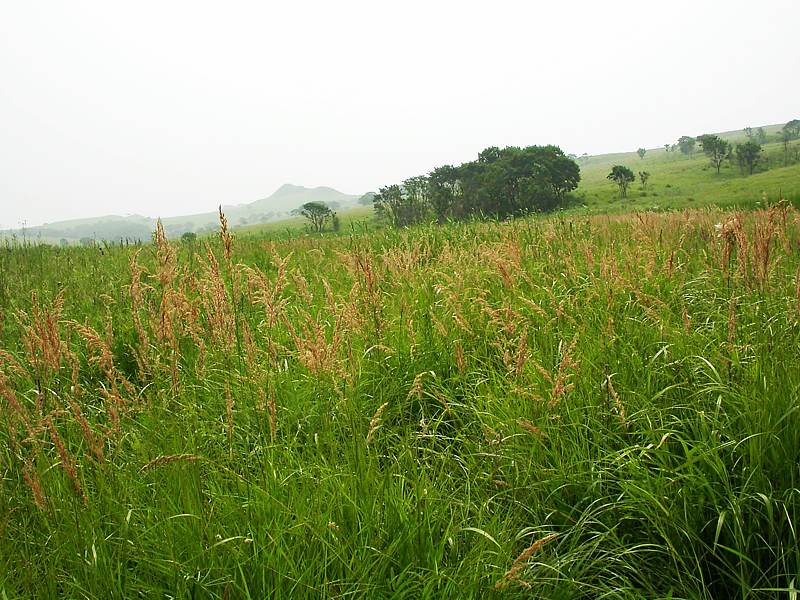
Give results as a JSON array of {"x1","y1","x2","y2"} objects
[{"x1": 1, "y1": 197, "x2": 799, "y2": 598}]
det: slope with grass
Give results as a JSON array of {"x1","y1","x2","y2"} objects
[
  {"x1": 575, "y1": 137, "x2": 800, "y2": 213},
  {"x1": 1, "y1": 202, "x2": 798, "y2": 598}
]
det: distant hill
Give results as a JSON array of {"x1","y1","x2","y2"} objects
[{"x1": 2, "y1": 184, "x2": 361, "y2": 243}]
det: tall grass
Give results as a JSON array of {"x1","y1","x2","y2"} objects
[{"x1": 1, "y1": 202, "x2": 798, "y2": 598}]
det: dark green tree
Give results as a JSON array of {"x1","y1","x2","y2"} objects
[
  {"x1": 478, "y1": 146, "x2": 503, "y2": 164},
  {"x1": 428, "y1": 165, "x2": 461, "y2": 223},
  {"x1": 607, "y1": 165, "x2": 635, "y2": 198},
  {"x1": 697, "y1": 134, "x2": 731, "y2": 174},
  {"x1": 300, "y1": 201, "x2": 333, "y2": 232},
  {"x1": 735, "y1": 141, "x2": 762, "y2": 175},
  {"x1": 638, "y1": 171, "x2": 650, "y2": 189},
  {"x1": 373, "y1": 185, "x2": 402, "y2": 226},
  {"x1": 637, "y1": 148, "x2": 647, "y2": 159}
]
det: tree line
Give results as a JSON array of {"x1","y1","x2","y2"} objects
[{"x1": 373, "y1": 145, "x2": 580, "y2": 227}]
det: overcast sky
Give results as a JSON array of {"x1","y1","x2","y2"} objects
[{"x1": 1, "y1": 0, "x2": 798, "y2": 228}]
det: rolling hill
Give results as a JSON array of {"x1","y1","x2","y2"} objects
[{"x1": 1, "y1": 184, "x2": 360, "y2": 244}]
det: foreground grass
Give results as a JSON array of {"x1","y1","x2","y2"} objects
[{"x1": 1, "y1": 204, "x2": 799, "y2": 598}]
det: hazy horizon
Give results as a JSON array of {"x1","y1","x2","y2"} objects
[{"x1": 2, "y1": 0, "x2": 798, "y2": 228}]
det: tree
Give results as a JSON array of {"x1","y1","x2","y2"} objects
[
  {"x1": 735, "y1": 141, "x2": 762, "y2": 175},
  {"x1": 373, "y1": 181, "x2": 430, "y2": 227},
  {"x1": 428, "y1": 165, "x2": 461, "y2": 223},
  {"x1": 697, "y1": 134, "x2": 731, "y2": 174},
  {"x1": 677, "y1": 136, "x2": 696, "y2": 157},
  {"x1": 181, "y1": 231, "x2": 197, "y2": 243},
  {"x1": 781, "y1": 130, "x2": 792, "y2": 166},
  {"x1": 607, "y1": 165, "x2": 635, "y2": 198},
  {"x1": 299, "y1": 201, "x2": 333, "y2": 232},
  {"x1": 478, "y1": 146, "x2": 502, "y2": 164},
  {"x1": 755, "y1": 127, "x2": 768, "y2": 144},
  {"x1": 373, "y1": 185, "x2": 403, "y2": 226},
  {"x1": 638, "y1": 171, "x2": 650, "y2": 189},
  {"x1": 637, "y1": 148, "x2": 647, "y2": 159},
  {"x1": 664, "y1": 144, "x2": 671, "y2": 153},
  {"x1": 783, "y1": 119, "x2": 800, "y2": 140},
  {"x1": 744, "y1": 127, "x2": 754, "y2": 140}
]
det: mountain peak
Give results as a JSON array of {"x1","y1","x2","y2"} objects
[{"x1": 273, "y1": 183, "x2": 304, "y2": 195}]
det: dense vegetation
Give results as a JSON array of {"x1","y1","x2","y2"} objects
[
  {"x1": 373, "y1": 145, "x2": 580, "y2": 226},
  {"x1": 1, "y1": 199, "x2": 799, "y2": 597}
]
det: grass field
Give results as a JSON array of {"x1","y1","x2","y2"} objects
[{"x1": 1, "y1": 197, "x2": 799, "y2": 597}]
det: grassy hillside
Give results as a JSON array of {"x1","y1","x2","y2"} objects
[
  {"x1": 1, "y1": 202, "x2": 798, "y2": 597},
  {"x1": 574, "y1": 137, "x2": 800, "y2": 214}
]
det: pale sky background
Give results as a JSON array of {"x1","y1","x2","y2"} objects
[{"x1": 1, "y1": 0, "x2": 798, "y2": 228}]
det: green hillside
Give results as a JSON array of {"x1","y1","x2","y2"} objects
[{"x1": 574, "y1": 137, "x2": 800, "y2": 214}]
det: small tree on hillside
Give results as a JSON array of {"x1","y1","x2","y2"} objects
[
  {"x1": 755, "y1": 127, "x2": 768, "y2": 144},
  {"x1": 735, "y1": 141, "x2": 762, "y2": 175},
  {"x1": 744, "y1": 126, "x2": 754, "y2": 140},
  {"x1": 783, "y1": 119, "x2": 800, "y2": 140},
  {"x1": 781, "y1": 131, "x2": 792, "y2": 166},
  {"x1": 637, "y1": 148, "x2": 647, "y2": 159},
  {"x1": 300, "y1": 201, "x2": 333, "y2": 232},
  {"x1": 607, "y1": 165, "x2": 635, "y2": 199},
  {"x1": 677, "y1": 136, "x2": 696, "y2": 157},
  {"x1": 697, "y1": 134, "x2": 731, "y2": 174},
  {"x1": 664, "y1": 144, "x2": 671, "y2": 153},
  {"x1": 639, "y1": 171, "x2": 650, "y2": 189}
]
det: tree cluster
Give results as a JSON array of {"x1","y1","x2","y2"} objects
[{"x1": 373, "y1": 145, "x2": 580, "y2": 227}]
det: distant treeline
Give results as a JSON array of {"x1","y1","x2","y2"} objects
[{"x1": 373, "y1": 145, "x2": 580, "y2": 227}]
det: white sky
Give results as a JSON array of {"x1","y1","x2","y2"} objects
[{"x1": 1, "y1": 0, "x2": 798, "y2": 228}]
